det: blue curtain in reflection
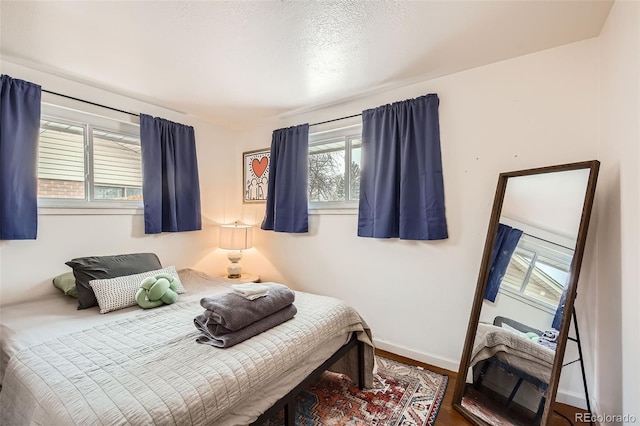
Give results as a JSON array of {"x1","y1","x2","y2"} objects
[
  {"x1": 552, "y1": 285, "x2": 568, "y2": 330},
  {"x1": 484, "y1": 223, "x2": 523, "y2": 302},
  {"x1": 261, "y1": 124, "x2": 309, "y2": 233},
  {"x1": 140, "y1": 114, "x2": 202, "y2": 234},
  {"x1": 357, "y1": 94, "x2": 448, "y2": 240},
  {"x1": 0, "y1": 75, "x2": 41, "y2": 240}
]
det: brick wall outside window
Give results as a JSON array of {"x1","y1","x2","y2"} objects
[{"x1": 38, "y1": 178, "x2": 84, "y2": 199}]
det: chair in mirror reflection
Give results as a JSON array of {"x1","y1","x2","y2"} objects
[{"x1": 453, "y1": 161, "x2": 599, "y2": 426}]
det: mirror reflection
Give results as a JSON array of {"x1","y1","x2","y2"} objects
[{"x1": 460, "y1": 168, "x2": 591, "y2": 425}]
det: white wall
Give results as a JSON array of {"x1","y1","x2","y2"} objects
[
  {"x1": 597, "y1": 1, "x2": 640, "y2": 422},
  {"x1": 233, "y1": 38, "x2": 600, "y2": 393},
  {"x1": 479, "y1": 294, "x2": 554, "y2": 333},
  {"x1": 501, "y1": 169, "x2": 590, "y2": 242},
  {"x1": 0, "y1": 61, "x2": 237, "y2": 306}
]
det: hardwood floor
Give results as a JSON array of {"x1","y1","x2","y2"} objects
[{"x1": 376, "y1": 349, "x2": 586, "y2": 426}]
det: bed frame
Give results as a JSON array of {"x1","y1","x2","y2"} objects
[
  {"x1": 252, "y1": 335, "x2": 366, "y2": 425},
  {"x1": 472, "y1": 316, "x2": 549, "y2": 420}
]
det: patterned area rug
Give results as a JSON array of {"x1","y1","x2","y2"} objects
[{"x1": 264, "y1": 356, "x2": 448, "y2": 426}]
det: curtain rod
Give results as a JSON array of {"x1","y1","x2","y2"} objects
[
  {"x1": 522, "y1": 231, "x2": 573, "y2": 251},
  {"x1": 309, "y1": 113, "x2": 362, "y2": 127},
  {"x1": 42, "y1": 89, "x2": 140, "y2": 118},
  {"x1": 42, "y1": 88, "x2": 362, "y2": 125}
]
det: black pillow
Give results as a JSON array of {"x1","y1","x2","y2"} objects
[{"x1": 66, "y1": 253, "x2": 162, "y2": 310}]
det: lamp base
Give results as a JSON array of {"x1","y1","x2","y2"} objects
[{"x1": 227, "y1": 251, "x2": 243, "y2": 279}]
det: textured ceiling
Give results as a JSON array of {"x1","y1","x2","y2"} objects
[{"x1": 1, "y1": 1, "x2": 613, "y2": 129}]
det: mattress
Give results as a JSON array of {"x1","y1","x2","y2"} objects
[{"x1": 0, "y1": 269, "x2": 373, "y2": 425}]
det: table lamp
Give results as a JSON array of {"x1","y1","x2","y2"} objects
[{"x1": 219, "y1": 222, "x2": 253, "y2": 278}]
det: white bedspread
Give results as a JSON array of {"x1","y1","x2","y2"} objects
[
  {"x1": 0, "y1": 270, "x2": 234, "y2": 384},
  {"x1": 0, "y1": 269, "x2": 373, "y2": 426}
]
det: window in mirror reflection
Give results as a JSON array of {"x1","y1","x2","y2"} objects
[{"x1": 500, "y1": 235, "x2": 573, "y2": 311}]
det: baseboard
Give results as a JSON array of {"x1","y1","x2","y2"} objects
[
  {"x1": 588, "y1": 398, "x2": 602, "y2": 426},
  {"x1": 373, "y1": 338, "x2": 459, "y2": 373}
]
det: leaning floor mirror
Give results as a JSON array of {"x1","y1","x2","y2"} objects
[{"x1": 453, "y1": 160, "x2": 599, "y2": 426}]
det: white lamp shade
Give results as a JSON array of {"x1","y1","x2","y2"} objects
[{"x1": 219, "y1": 224, "x2": 253, "y2": 250}]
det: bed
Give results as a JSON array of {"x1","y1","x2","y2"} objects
[
  {"x1": 469, "y1": 323, "x2": 555, "y2": 386},
  {"x1": 0, "y1": 269, "x2": 374, "y2": 425},
  {"x1": 467, "y1": 322, "x2": 554, "y2": 416}
]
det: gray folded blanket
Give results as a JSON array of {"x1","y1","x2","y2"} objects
[
  {"x1": 199, "y1": 283, "x2": 295, "y2": 332},
  {"x1": 538, "y1": 329, "x2": 560, "y2": 350},
  {"x1": 540, "y1": 329, "x2": 559, "y2": 343},
  {"x1": 538, "y1": 339, "x2": 557, "y2": 351},
  {"x1": 195, "y1": 304, "x2": 297, "y2": 348}
]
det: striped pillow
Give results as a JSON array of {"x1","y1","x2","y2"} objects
[{"x1": 90, "y1": 266, "x2": 185, "y2": 314}]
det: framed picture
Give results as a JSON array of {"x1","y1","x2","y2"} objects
[{"x1": 243, "y1": 148, "x2": 271, "y2": 203}]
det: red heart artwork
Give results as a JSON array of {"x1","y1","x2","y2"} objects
[{"x1": 252, "y1": 157, "x2": 269, "y2": 178}]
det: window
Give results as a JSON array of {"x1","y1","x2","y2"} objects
[
  {"x1": 37, "y1": 105, "x2": 142, "y2": 207},
  {"x1": 500, "y1": 234, "x2": 573, "y2": 310},
  {"x1": 308, "y1": 124, "x2": 362, "y2": 209}
]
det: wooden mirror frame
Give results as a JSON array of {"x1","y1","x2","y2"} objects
[{"x1": 452, "y1": 160, "x2": 600, "y2": 425}]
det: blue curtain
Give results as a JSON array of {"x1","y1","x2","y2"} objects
[
  {"x1": 484, "y1": 223, "x2": 523, "y2": 302},
  {"x1": 0, "y1": 75, "x2": 41, "y2": 240},
  {"x1": 552, "y1": 285, "x2": 568, "y2": 330},
  {"x1": 261, "y1": 124, "x2": 309, "y2": 233},
  {"x1": 357, "y1": 94, "x2": 448, "y2": 240},
  {"x1": 139, "y1": 114, "x2": 201, "y2": 234}
]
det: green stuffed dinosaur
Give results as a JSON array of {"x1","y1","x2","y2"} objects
[{"x1": 136, "y1": 273, "x2": 180, "y2": 309}]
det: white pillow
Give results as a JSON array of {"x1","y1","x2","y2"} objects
[
  {"x1": 501, "y1": 322, "x2": 522, "y2": 334},
  {"x1": 90, "y1": 266, "x2": 185, "y2": 314}
]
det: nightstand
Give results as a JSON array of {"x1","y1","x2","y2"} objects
[{"x1": 218, "y1": 273, "x2": 260, "y2": 283}]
